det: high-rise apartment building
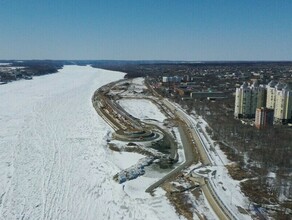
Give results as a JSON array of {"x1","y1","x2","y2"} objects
[
  {"x1": 273, "y1": 83, "x2": 292, "y2": 124},
  {"x1": 234, "y1": 82, "x2": 251, "y2": 118},
  {"x1": 234, "y1": 81, "x2": 266, "y2": 118},
  {"x1": 235, "y1": 80, "x2": 292, "y2": 124},
  {"x1": 266, "y1": 80, "x2": 277, "y2": 109}
]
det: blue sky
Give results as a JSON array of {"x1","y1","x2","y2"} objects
[{"x1": 0, "y1": 0, "x2": 291, "y2": 60}]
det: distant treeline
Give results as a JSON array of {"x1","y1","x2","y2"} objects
[
  {"x1": 91, "y1": 61, "x2": 292, "y2": 79},
  {"x1": 0, "y1": 60, "x2": 64, "y2": 83}
]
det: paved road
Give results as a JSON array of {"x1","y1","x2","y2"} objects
[
  {"x1": 99, "y1": 79, "x2": 237, "y2": 219},
  {"x1": 145, "y1": 98, "x2": 212, "y2": 192},
  {"x1": 161, "y1": 99, "x2": 238, "y2": 220},
  {"x1": 162, "y1": 99, "x2": 212, "y2": 165},
  {"x1": 146, "y1": 123, "x2": 196, "y2": 192}
]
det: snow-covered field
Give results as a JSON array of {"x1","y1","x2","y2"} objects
[
  {"x1": 118, "y1": 99, "x2": 166, "y2": 123},
  {"x1": 0, "y1": 65, "x2": 181, "y2": 220}
]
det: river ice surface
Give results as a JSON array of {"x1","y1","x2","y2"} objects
[{"x1": 0, "y1": 65, "x2": 181, "y2": 220}]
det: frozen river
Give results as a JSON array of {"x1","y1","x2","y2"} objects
[{"x1": 0, "y1": 66, "x2": 180, "y2": 220}]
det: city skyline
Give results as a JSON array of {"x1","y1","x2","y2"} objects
[{"x1": 0, "y1": 0, "x2": 292, "y2": 60}]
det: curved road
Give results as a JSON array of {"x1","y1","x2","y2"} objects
[
  {"x1": 146, "y1": 123, "x2": 197, "y2": 192},
  {"x1": 96, "y1": 79, "x2": 239, "y2": 220}
]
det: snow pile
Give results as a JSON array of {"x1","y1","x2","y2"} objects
[
  {"x1": 172, "y1": 127, "x2": 185, "y2": 164},
  {"x1": 114, "y1": 157, "x2": 156, "y2": 183}
]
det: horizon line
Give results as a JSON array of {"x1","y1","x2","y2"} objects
[{"x1": 1, "y1": 59, "x2": 292, "y2": 63}]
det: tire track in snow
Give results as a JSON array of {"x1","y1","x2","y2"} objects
[
  {"x1": 32, "y1": 103, "x2": 54, "y2": 220},
  {"x1": 0, "y1": 139, "x2": 17, "y2": 218},
  {"x1": 38, "y1": 94, "x2": 75, "y2": 220}
]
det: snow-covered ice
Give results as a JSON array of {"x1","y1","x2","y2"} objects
[
  {"x1": 110, "y1": 151, "x2": 145, "y2": 170},
  {"x1": 0, "y1": 65, "x2": 181, "y2": 220}
]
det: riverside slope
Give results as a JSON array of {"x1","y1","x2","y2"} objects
[{"x1": 0, "y1": 65, "x2": 180, "y2": 220}]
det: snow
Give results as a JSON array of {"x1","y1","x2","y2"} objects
[
  {"x1": 124, "y1": 175, "x2": 160, "y2": 199},
  {"x1": 130, "y1": 77, "x2": 147, "y2": 92},
  {"x1": 190, "y1": 117, "x2": 252, "y2": 219},
  {"x1": 114, "y1": 157, "x2": 155, "y2": 184},
  {"x1": 172, "y1": 127, "x2": 185, "y2": 164},
  {"x1": 267, "y1": 172, "x2": 276, "y2": 178},
  {"x1": 118, "y1": 99, "x2": 166, "y2": 123},
  {"x1": 8, "y1": 66, "x2": 25, "y2": 70},
  {"x1": 0, "y1": 65, "x2": 181, "y2": 220},
  {"x1": 164, "y1": 100, "x2": 252, "y2": 219},
  {"x1": 131, "y1": 77, "x2": 146, "y2": 86},
  {"x1": 0, "y1": 66, "x2": 25, "y2": 70},
  {"x1": 191, "y1": 191, "x2": 219, "y2": 220},
  {"x1": 110, "y1": 151, "x2": 145, "y2": 170}
]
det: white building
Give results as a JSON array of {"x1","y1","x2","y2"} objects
[
  {"x1": 162, "y1": 76, "x2": 182, "y2": 83},
  {"x1": 235, "y1": 80, "x2": 292, "y2": 123},
  {"x1": 162, "y1": 76, "x2": 169, "y2": 83},
  {"x1": 273, "y1": 83, "x2": 292, "y2": 124},
  {"x1": 266, "y1": 80, "x2": 277, "y2": 109}
]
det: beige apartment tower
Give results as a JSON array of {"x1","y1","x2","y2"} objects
[
  {"x1": 235, "y1": 80, "x2": 292, "y2": 124},
  {"x1": 273, "y1": 83, "x2": 292, "y2": 124},
  {"x1": 266, "y1": 80, "x2": 277, "y2": 109},
  {"x1": 234, "y1": 81, "x2": 266, "y2": 118}
]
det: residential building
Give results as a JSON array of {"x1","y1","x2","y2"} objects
[
  {"x1": 162, "y1": 76, "x2": 182, "y2": 84},
  {"x1": 255, "y1": 107, "x2": 274, "y2": 129},
  {"x1": 266, "y1": 80, "x2": 277, "y2": 109},
  {"x1": 234, "y1": 81, "x2": 266, "y2": 118},
  {"x1": 273, "y1": 83, "x2": 292, "y2": 124}
]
